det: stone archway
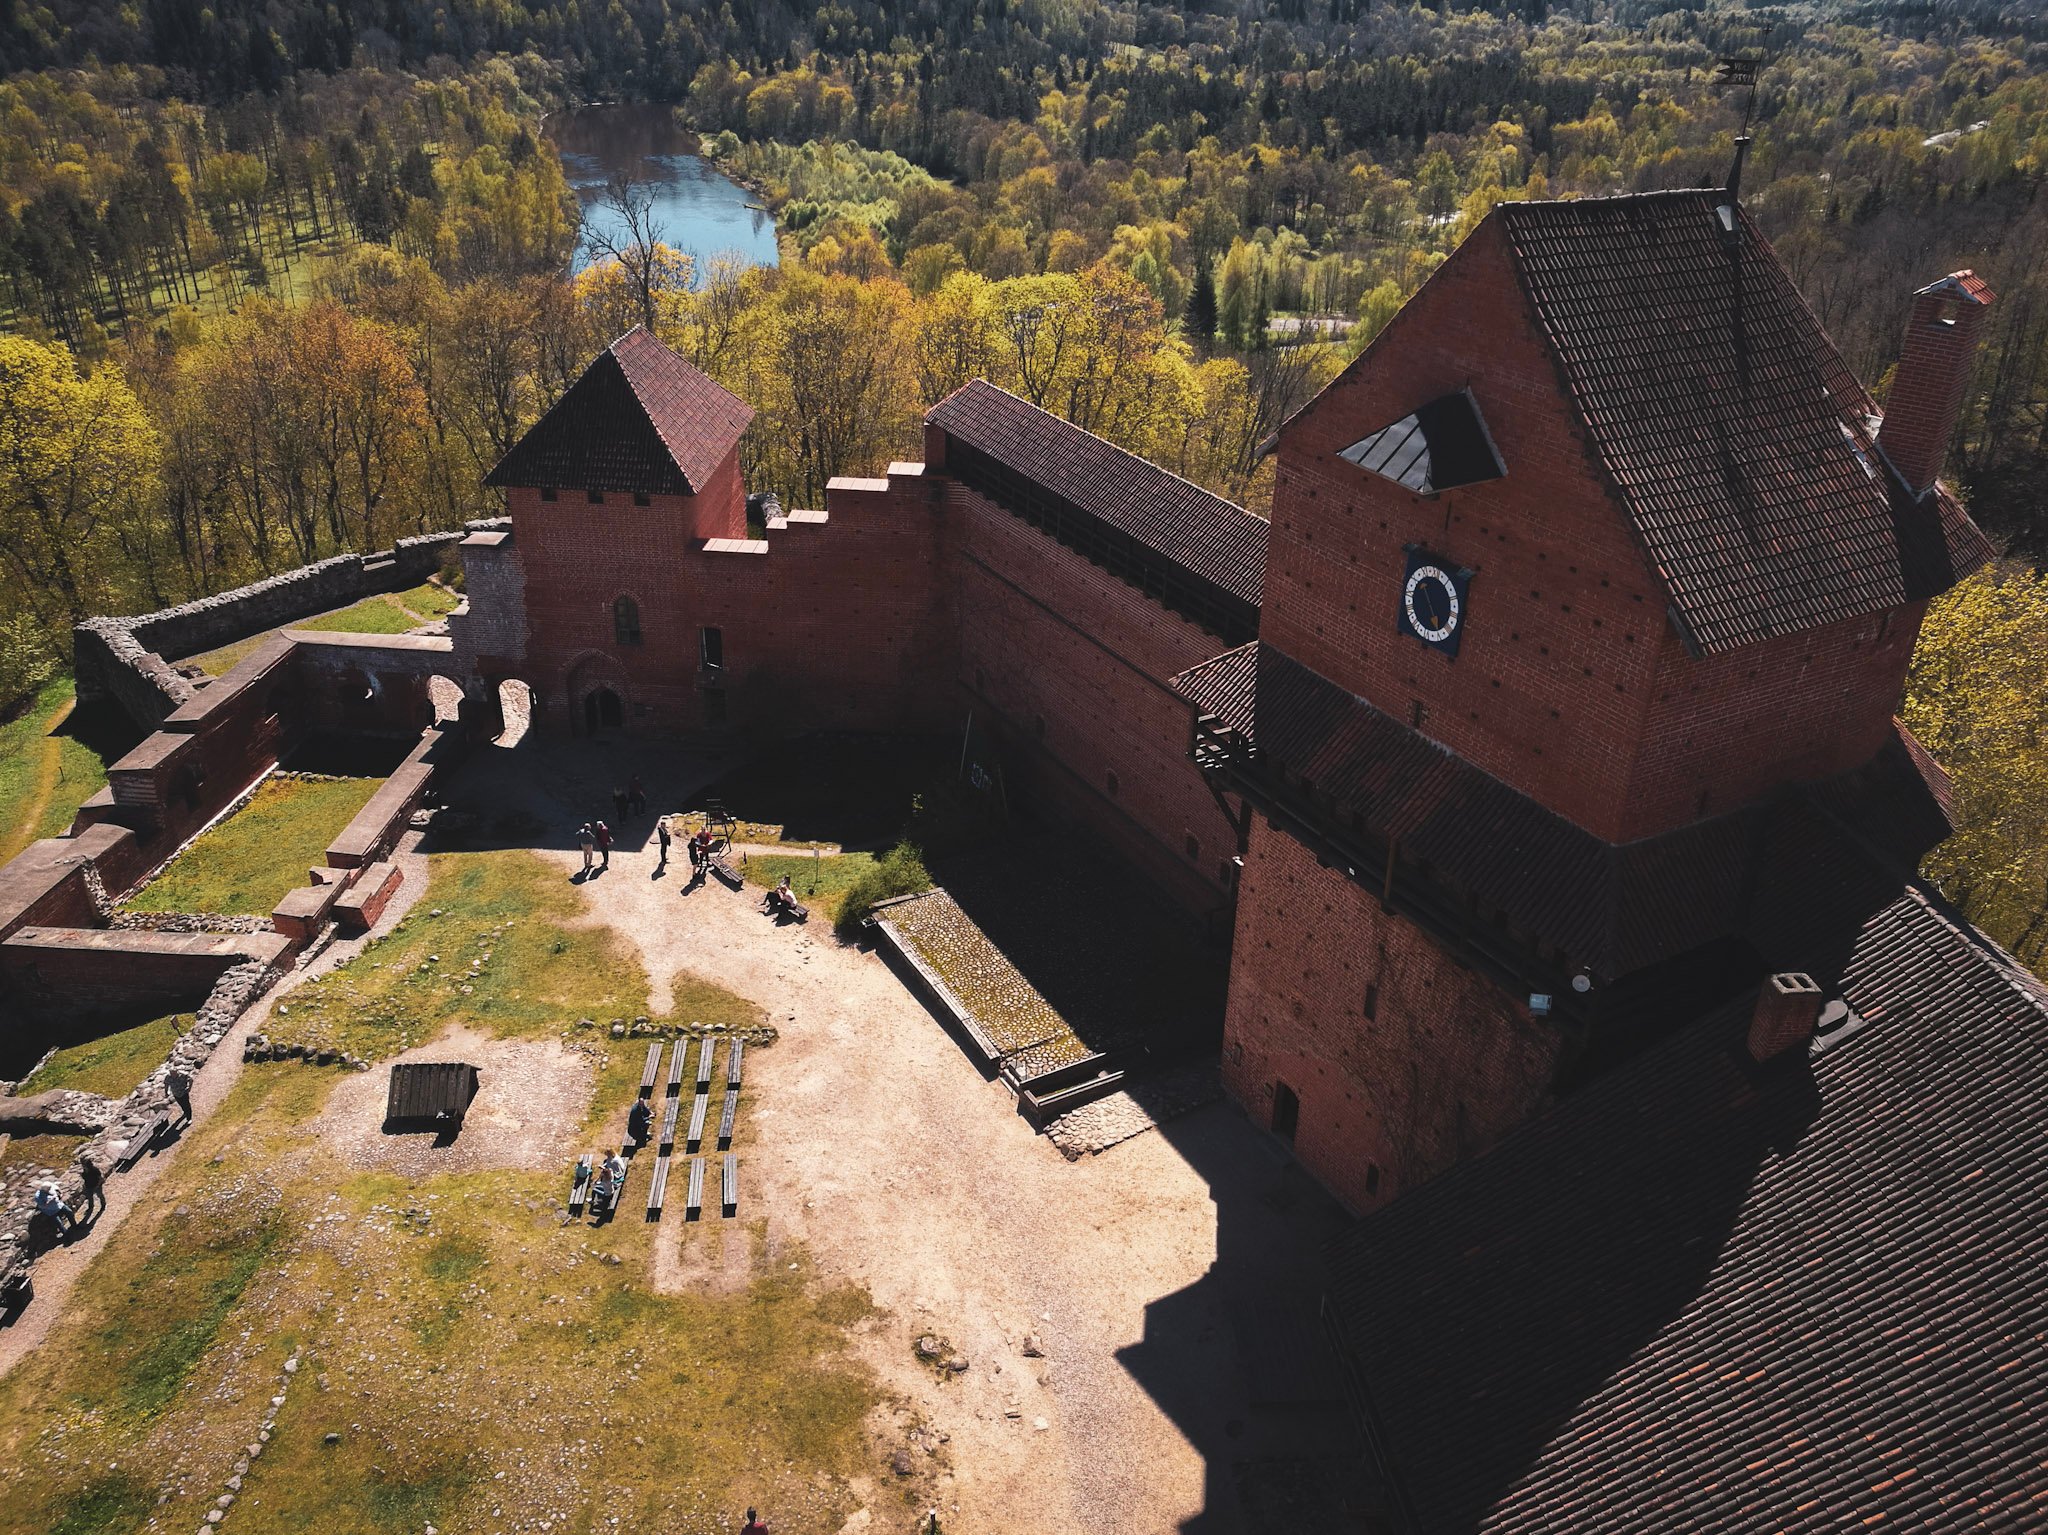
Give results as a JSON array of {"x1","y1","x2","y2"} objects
[
  {"x1": 583, "y1": 686, "x2": 623, "y2": 734},
  {"x1": 565, "y1": 653, "x2": 630, "y2": 738}
]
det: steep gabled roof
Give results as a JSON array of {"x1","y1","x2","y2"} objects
[
  {"x1": 1325, "y1": 875, "x2": 2048, "y2": 1534},
  {"x1": 485, "y1": 326, "x2": 753, "y2": 496},
  {"x1": 929, "y1": 380, "x2": 1266, "y2": 638},
  {"x1": 1492, "y1": 191, "x2": 1990, "y2": 655}
]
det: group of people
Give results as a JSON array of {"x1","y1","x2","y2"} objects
[
  {"x1": 28, "y1": 1063, "x2": 191, "y2": 1239},
  {"x1": 576, "y1": 819, "x2": 614, "y2": 875},
  {"x1": 587, "y1": 1148, "x2": 629, "y2": 1215}
]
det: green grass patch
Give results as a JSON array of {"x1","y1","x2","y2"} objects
[
  {"x1": 396, "y1": 580, "x2": 459, "y2": 620},
  {"x1": 181, "y1": 631, "x2": 274, "y2": 677},
  {"x1": 18, "y1": 1013, "x2": 191, "y2": 1099},
  {"x1": 268, "y1": 848, "x2": 656, "y2": 1059},
  {"x1": 124, "y1": 773, "x2": 381, "y2": 916},
  {"x1": 0, "y1": 1130, "x2": 89, "y2": 1181},
  {"x1": 294, "y1": 595, "x2": 420, "y2": 636},
  {"x1": 742, "y1": 850, "x2": 884, "y2": 923},
  {"x1": 669, "y1": 971, "x2": 771, "y2": 1029},
  {"x1": 45, "y1": 1473, "x2": 155, "y2": 1535},
  {"x1": 0, "y1": 677, "x2": 122, "y2": 864}
]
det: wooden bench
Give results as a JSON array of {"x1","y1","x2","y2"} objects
[
  {"x1": 694, "y1": 1038, "x2": 715, "y2": 1093},
  {"x1": 726, "y1": 1039, "x2": 745, "y2": 1088},
  {"x1": 114, "y1": 1112, "x2": 166, "y2": 1171},
  {"x1": 638, "y1": 1041, "x2": 663, "y2": 1095},
  {"x1": 707, "y1": 854, "x2": 744, "y2": 891},
  {"x1": 763, "y1": 892, "x2": 810, "y2": 923},
  {"x1": 684, "y1": 1157, "x2": 705, "y2": 1221},
  {"x1": 646, "y1": 1153, "x2": 672, "y2": 1219},
  {"x1": 567, "y1": 1152, "x2": 596, "y2": 1215},
  {"x1": 720, "y1": 1153, "x2": 738, "y2": 1217},
  {"x1": 718, "y1": 1087, "x2": 739, "y2": 1149},
  {"x1": 659, "y1": 1095, "x2": 681, "y2": 1149},
  {"x1": 593, "y1": 1160, "x2": 627, "y2": 1218},
  {"x1": 664, "y1": 1039, "x2": 687, "y2": 1094},
  {"x1": 686, "y1": 1092, "x2": 709, "y2": 1152}
]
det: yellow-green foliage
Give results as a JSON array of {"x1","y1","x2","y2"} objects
[
  {"x1": 125, "y1": 774, "x2": 381, "y2": 916},
  {"x1": 1904, "y1": 564, "x2": 2048, "y2": 965}
]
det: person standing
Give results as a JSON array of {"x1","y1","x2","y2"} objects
[
  {"x1": 166, "y1": 1064, "x2": 194, "y2": 1125},
  {"x1": 612, "y1": 785, "x2": 629, "y2": 823},
  {"x1": 77, "y1": 1154, "x2": 105, "y2": 1222},
  {"x1": 628, "y1": 774, "x2": 646, "y2": 816},
  {"x1": 741, "y1": 1509, "x2": 770, "y2": 1534},
  {"x1": 595, "y1": 820, "x2": 613, "y2": 870},
  {"x1": 655, "y1": 816, "x2": 671, "y2": 872},
  {"x1": 627, "y1": 1097, "x2": 652, "y2": 1148},
  {"x1": 578, "y1": 821, "x2": 595, "y2": 875},
  {"x1": 34, "y1": 1184, "x2": 74, "y2": 1234}
]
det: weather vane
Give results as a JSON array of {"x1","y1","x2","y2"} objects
[{"x1": 1716, "y1": 56, "x2": 1762, "y2": 133}]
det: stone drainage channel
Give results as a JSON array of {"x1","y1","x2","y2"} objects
[{"x1": 192, "y1": 1351, "x2": 297, "y2": 1530}]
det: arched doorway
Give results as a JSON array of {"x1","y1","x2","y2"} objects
[{"x1": 584, "y1": 686, "x2": 623, "y2": 734}]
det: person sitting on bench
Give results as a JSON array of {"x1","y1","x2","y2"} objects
[
  {"x1": 627, "y1": 1097, "x2": 652, "y2": 1147},
  {"x1": 765, "y1": 876, "x2": 800, "y2": 917},
  {"x1": 35, "y1": 1183, "x2": 76, "y2": 1233},
  {"x1": 590, "y1": 1157, "x2": 617, "y2": 1210}
]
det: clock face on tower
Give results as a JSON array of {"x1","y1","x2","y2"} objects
[{"x1": 1398, "y1": 546, "x2": 1474, "y2": 658}]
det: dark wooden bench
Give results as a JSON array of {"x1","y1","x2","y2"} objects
[
  {"x1": 638, "y1": 1041, "x2": 662, "y2": 1095},
  {"x1": 114, "y1": 1112, "x2": 166, "y2": 1171},
  {"x1": 720, "y1": 1153, "x2": 738, "y2": 1217},
  {"x1": 568, "y1": 1151, "x2": 596, "y2": 1215},
  {"x1": 659, "y1": 1095, "x2": 681, "y2": 1149},
  {"x1": 694, "y1": 1038, "x2": 714, "y2": 1093},
  {"x1": 726, "y1": 1039, "x2": 745, "y2": 1089},
  {"x1": 664, "y1": 1039, "x2": 687, "y2": 1094},
  {"x1": 686, "y1": 1092, "x2": 709, "y2": 1152},
  {"x1": 718, "y1": 1087, "x2": 739, "y2": 1149},
  {"x1": 646, "y1": 1153, "x2": 672, "y2": 1219},
  {"x1": 707, "y1": 854, "x2": 744, "y2": 891},
  {"x1": 684, "y1": 1157, "x2": 705, "y2": 1221}
]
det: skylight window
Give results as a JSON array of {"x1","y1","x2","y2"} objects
[{"x1": 1338, "y1": 390, "x2": 1506, "y2": 495}]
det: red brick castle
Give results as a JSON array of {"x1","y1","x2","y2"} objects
[{"x1": 467, "y1": 190, "x2": 1992, "y2": 1210}]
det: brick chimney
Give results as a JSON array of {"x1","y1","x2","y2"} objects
[
  {"x1": 1876, "y1": 271, "x2": 1995, "y2": 497},
  {"x1": 1748, "y1": 972, "x2": 1823, "y2": 1063}
]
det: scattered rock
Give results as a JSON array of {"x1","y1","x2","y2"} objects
[
  {"x1": 915, "y1": 1334, "x2": 943, "y2": 1361},
  {"x1": 1021, "y1": 1334, "x2": 1046, "y2": 1358},
  {"x1": 324, "y1": 1432, "x2": 341, "y2": 1446},
  {"x1": 1033, "y1": 1417, "x2": 1049, "y2": 1432},
  {"x1": 945, "y1": 1355, "x2": 969, "y2": 1373},
  {"x1": 890, "y1": 1450, "x2": 915, "y2": 1477}
]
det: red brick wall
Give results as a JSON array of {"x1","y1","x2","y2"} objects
[
  {"x1": 508, "y1": 460, "x2": 953, "y2": 737},
  {"x1": 1221, "y1": 810, "x2": 1563, "y2": 1212},
  {"x1": 1268, "y1": 218, "x2": 1918, "y2": 843},
  {"x1": 952, "y1": 483, "x2": 1242, "y2": 917}
]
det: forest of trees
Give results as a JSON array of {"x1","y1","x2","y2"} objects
[{"x1": 2, "y1": 0, "x2": 2047, "y2": 950}]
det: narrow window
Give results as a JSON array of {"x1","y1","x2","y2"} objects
[
  {"x1": 1271, "y1": 1082, "x2": 1300, "y2": 1144},
  {"x1": 1184, "y1": 832, "x2": 1201, "y2": 862},
  {"x1": 1410, "y1": 699, "x2": 1427, "y2": 730},
  {"x1": 633, "y1": 491, "x2": 651, "y2": 507},
  {"x1": 613, "y1": 595, "x2": 642, "y2": 647},
  {"x1": 700, "y1": 626, "x2": 724, "y2": 670},
  {"x1": 1363, "y1": 982, "x2": 1378, "y2": 1020},
  {"x1": 540, "y1": 486, "x2": 558, "y2": 503},
  {"x1": 587, "y1": 489, "x2": 605, "y2": 505}
]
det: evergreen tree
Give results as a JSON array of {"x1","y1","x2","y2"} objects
[{"x1": 1187, "y1": 258, "x2": 1218, "y2": 347}]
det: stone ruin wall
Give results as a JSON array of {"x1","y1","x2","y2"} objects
[{"x1": 74, "y1": 532, "x2": 461, "y2": 731}]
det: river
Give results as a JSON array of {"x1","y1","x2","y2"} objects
[{"x1": 551, "y1": 104, "x2": 780, "y2": 283}]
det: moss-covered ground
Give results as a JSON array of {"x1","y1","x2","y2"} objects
[
  {"x1": 184, "y1": 581, "x2": 458, "y2": 676},
  {"x1": 0, "y1": 677, "x2": 130, "y2": 865},
  {"x1": 123, "y1": 774, "x2": 382, "y2": 916},
  {"x1": 0, "y1": 848, "x2": 881, "y2": 1535}
]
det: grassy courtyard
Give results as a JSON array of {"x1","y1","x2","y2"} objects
[
  {"x1": 125, "y1": 774, "x2": 381, "y2": 916},
  {"x1": 0, "y1": 849, "x2": 883, "y2": 1535},
  {"x1": 184, "y1": 582, "x2": 459, "y2": 676}
]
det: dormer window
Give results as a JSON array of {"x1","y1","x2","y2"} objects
[
  {"x1": 587, "y1": 489, "x2": 605, "y2": 505},
  {"x1": 1339, "y1": 390, "x2": 1505, "y2": 495},
  {"x1": 540, "y1": 486, "x2": 557, "y2": 502}
]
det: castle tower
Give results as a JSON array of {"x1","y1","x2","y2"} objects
[{"x1": 1179, "y1": 192, "x2": 1993, "y2": 1210}]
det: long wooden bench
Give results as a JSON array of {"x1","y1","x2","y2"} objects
[
  {"x1": 567, "y1": 1151, "x2": 595, "y2": 1215},
  {"x1": 684, "y1": 1157, "x2": 705, "y2": 1221},
  {"x1": 646, "y1": 1153, "x2": 671, "y2": 1219},
  {"x1": 721, "y1": 1153, "x2": 738, "y2": 1217},
  {"x1": 686, "y1": 1092, "x2": 709, "y2": 1152},
  {"x1": 718, "y1": 1087, "x2": 739, "y2": 1149},
  {"x1": 113, "y1": 1112, "x2": 166, "y2": 1171},
  {"x1": 638, "y1": 1041, "x2": 662, "y2": 1095},
  {"x1": 665, "y1": 1039, "x2": 687, "y2": 1094},
  {"x1": 659, "y1": 1095, "x2": 681, "y2": 1149},
  {"x1": 726, "y1": 1039, "x2": 745, "y2": 1089},
  {"x1": 707, "y1": 854, "x2": 744, "y2": 891},
  {"x1": 694, "y1": 1038, "x2": 714, "y2": 1093}
]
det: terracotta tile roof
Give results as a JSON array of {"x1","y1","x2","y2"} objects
[
  {"x1": 485, "y1": 326, "x2": 753, "y2": 496},
  {"x1": 1326, "y1": 878, "x2": 2048, "y2": 1534},
  {"x1": 930, "y1": 380, "x2": 1266, "y2": 637},
  {"x1": 1494, "y1": 192, "x2": 1991, "y2": 655},
  {"x1": 1174, "y1": 641, "x2": 1951, "y2": 981}
]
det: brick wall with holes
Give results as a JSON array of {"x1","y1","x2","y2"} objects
[
  {"x1": 1268, "y1": 216, "x2": 1921, "y2": 845},
  {"x1": 1221, "y1": 809, "x2": 1564, "y2": 1212},
  {"x1": 951, "y1": 482, "x2": 1243, "y2": 920}
]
